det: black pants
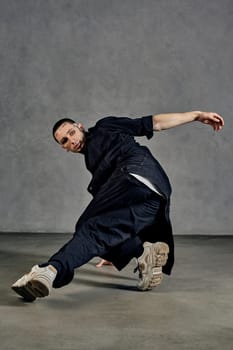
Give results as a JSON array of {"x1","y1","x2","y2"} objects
[{"x1": 45, "y1": 171, "x2": 170, "y2": 288}]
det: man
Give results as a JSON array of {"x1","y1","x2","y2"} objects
[{"x1": 12, "y1": 111, "x2": 224, "y2": 302}]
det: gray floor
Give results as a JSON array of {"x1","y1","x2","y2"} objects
[{"x1": 0, "y1": 233, "x2": 232, "y2": 350}]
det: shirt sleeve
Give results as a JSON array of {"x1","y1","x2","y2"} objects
[{"x1": 94, "y1": 115, "x2": 154, "y2": 139}]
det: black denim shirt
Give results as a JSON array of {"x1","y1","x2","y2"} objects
[{"x1": 82, "y1": 116, "x2": 172, "y2": 199}]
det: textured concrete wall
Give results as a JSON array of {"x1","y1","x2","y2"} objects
[{"x1": 0, "y1": 0, "x2": 232, "y2": 234}]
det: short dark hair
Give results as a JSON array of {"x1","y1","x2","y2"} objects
[{"x1": 52, "y1": 118, "x2": 75, "y2": 143}]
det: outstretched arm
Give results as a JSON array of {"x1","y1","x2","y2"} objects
[{"x1": 152, "y1": 111, "x2": 224, "y2": 132}]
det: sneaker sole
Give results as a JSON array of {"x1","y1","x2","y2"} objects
[
  {"x1": 138, "y1": 242, "x2": 169, "y2": 291},
  {"x1": 12, "y1": 280, "x2": 49, "y2": 302}
]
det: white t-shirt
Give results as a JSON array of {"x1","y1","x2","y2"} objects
[{"x1": 130, "y1": 173, "x2": 162, "y2": 197}]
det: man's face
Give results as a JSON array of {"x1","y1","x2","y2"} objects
[{"x1": 54, "y1": 122, "x2": 86, "y2": 153}]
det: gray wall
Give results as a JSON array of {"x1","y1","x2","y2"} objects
[{"x1": 0, "y1": 0, "x2": 232, "y2": 234}]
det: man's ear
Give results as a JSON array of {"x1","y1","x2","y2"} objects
[{"x1": 76, "y1": 123, "x2": 85, "y2": 131}]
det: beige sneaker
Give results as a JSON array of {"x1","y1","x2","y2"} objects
[
  {"x1": 137, "y1": 242, "x2": 169, "y2": 291},
  {"x1": 11, "y1": 265, "x2": 57, "y2": 302}
]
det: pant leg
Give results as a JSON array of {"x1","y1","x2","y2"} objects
[
  {"x1": 48, "y1": 223, "x2": 108, "y2": 288},
  {"x1": 44, "y1": 171, "x2": 166, "y2": 288},
  {"x1": 100, "y1": 192, "x2": 164, "y2": 270},
  {"x1": 101, "y1": 235, "x2": 144, "y2": 270}
]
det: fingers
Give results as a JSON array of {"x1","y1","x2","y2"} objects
[
  {"x1": 201, "y1": 112, "x2": 224, "y2": 131},
  {"x1": 212, "y1": 113, "x2": 224, "y2": 126},
  {"x1": 96, "y1": 259, "x2": 105, "y2": 267},
  {"x1": 212, "y1": 113, "x2": 224, "y2": 131},
  {"x1": 95, "y1": 259, "x2": 113, "y2": 268}
]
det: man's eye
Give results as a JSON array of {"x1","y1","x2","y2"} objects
[
  {"x1": 70, "y1": 130, "x2": 75, "y2": 136},
  {"x1": 61, "y1": 137, "x2": 68, "y2": 145}
]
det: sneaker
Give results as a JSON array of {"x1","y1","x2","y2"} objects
[
  {"x1": 137, "y1": 241, "x2": 169, "y2": 291},
  {"x1": 11, "y1": 265, "x2": 57, "y2": 302}
]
